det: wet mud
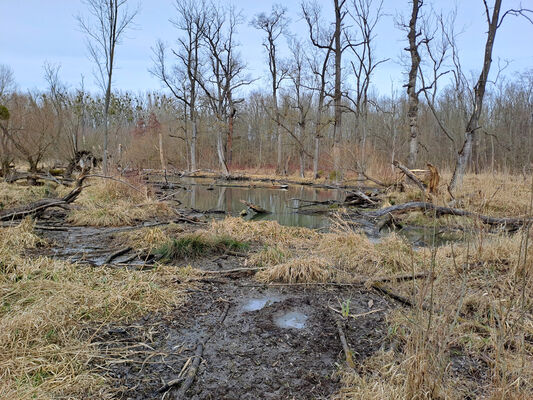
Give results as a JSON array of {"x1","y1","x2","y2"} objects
[{"x1": 94, "y1": 281, "x2": 391, "y2": 400}]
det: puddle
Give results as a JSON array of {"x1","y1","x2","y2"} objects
[
  {"x1": 275, "y1": 311, "x2": 308, "y2": 329},
  {"x1": 242, "y1": 296, "x2": 281, "y2": 311}
]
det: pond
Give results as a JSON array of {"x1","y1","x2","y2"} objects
[
  {"x1": 153, "y1": 177, "x2": 467, "y2": 246},
  {"x1": 161, "y1": 177, "x2": 346, "y2": 229}
]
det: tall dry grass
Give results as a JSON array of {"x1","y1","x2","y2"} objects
[
  {"x1": 0, "y1": 221, "x2": 188, "y2": 399},
  {"x1": 67, "y1": 178, "x2": 173, "y2": 226}
]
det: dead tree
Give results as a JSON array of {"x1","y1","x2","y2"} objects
[
  {"x1": 77, "y1": 0, "x2": 138, "y2": 176},
  {"x1": 302, "y1": 0, "x2": 353, "y2": 182},
  {"x1": 404, "y1": 0, "x2": 423, "y2": 169},
  {"x1": 450, "y1": 1, "x2": 532, "y2": 191},
  {"x1": 196, "y1": 4, "x2": 252, "y2": 176},
  {"x1": 287, "y1": 40, "x2": 313, "y2": 178},
  {"x1": 251, "y1": 5, "x2": 290, "y2": 175},
  {"x1": 151, "y1": 0, "x2": 206, "y2": 172},
  {"x1": 302, "y1": 3, "x2": 334, "y2": 179}
]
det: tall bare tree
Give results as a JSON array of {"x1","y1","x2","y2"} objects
[
  {"x1": 347, "y1": 0, "x2": 387, "y2": 169},
  {"x1": 251, "y1": 5, "x2": 289, "y2": 175},
  {"x1": 404, "y1": 0, "x2": 423, "y2": 169},
  {"x1": 197, "y1": 4, "x2": 251, "y2": 175},
  {"x1": 77, "y1": 0, "x2": 138, "y2": 175},
  {"x1": 0, "y1": 65, "x2": 15, "y2": 176},
  {"x1": 302, "y1": 0, "x2": 352, "y2": 182},
  {"x1": 151, "y1": 0, "x2": 206, "y2": 172},
  {"x1": 450, "y1": 0, "x2": 532, "y2": 191},
  {"x1": 302, "y1": 3, "x2": 334, "y2": 179}
]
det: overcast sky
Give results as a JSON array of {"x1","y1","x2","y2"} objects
[{"x1": 2, "y1": 0, "x2": 532, "y2": 97}]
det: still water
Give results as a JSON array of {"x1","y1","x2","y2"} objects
[{"x1": 164, "y1": 177, "x2": 345, "y2": 229}]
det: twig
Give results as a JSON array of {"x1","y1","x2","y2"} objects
[
  {"x1": 202, "y1": 266, "x2": 265, "y2": 275},
  {"x1": 105, "y1": 247, "x2": 132, "y2": 264},
  {"x1": 334, "y1": 316, "x2": 355, "y2": 369},
  {"x1": 172, "y1": 302, "x2": 230, "y2": 398}
]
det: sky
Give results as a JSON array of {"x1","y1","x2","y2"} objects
[{"x1": 1, "y1": 0, "x2": 532, "y2": 97}]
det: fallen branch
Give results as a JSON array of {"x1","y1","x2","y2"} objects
[
  {"x1": 334, "y1": 316, "x2": 355, "y2": 369},
  {"x1": 393, "y1": 160, "x2": 426, "y2": 193},
  {"x1": 0, "y1": 173, "x2": 87, "y2": 221},
  {"x1": 172, "y1": 302, "x2": 230, "y2": 399},
  {"x1": 366, "y1": 201, "x2": 533, "y2": 228},
  {"x1": 240, "y1": 200, "x2": 270, "y2": 214},
  {"x1": 105, "y1": 247, "x2": 132, "y2": 264},
  {"x1": 202, "y1": 266, "x2": 265, "y2": 275}
]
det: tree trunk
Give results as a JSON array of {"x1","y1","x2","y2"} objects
[
  {"x1": 406, "y1": 0, "x2": 422, "y2": 169},
  {"x1": 332, "y1": 0, "x2": 343, "y2": 183},
  {"x1": 158, "y1": 130, "x2": 167, "y2": 170},
  {"x1": 216, "y1": 129, "x2": 229, "y2": 176},
  {"x1": 191, "y1": 118, "x2": 197, "y2": 171},
  {"x1": 313, "y1": 118, "x2": 320, "y2": 179},
  {"x1": 450, "y1": 0, "x2": 501, "y2": 191}
]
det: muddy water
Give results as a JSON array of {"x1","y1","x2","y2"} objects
[{"x1": 161, "y1": 177, "x2": 345, "y2": 229}]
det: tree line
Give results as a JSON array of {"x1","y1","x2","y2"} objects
[{"x1": 0, "y1": 0, "x2": 532, "y2": 191}]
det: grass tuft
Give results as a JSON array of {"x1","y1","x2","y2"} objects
[
  {"x1": 256, "y1": 256, "x2": 330, "y2": 283},
  {"x1": 153, "y1": 233, "x2": 249, "y2": 262}
]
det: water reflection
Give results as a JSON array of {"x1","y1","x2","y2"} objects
[{"x1": 168, "y1": 177, "x2": 343, "y2": 229}]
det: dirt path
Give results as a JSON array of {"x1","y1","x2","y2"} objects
[{"x1": 32, "y1": 221, "x2": 393, "y2": 399}]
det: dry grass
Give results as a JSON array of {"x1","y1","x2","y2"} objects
[
  {"x1": 0, "y1": 182, "x2": 71, "y2": 210},
  {"x1": 337, "y1": 229, "x2": 533, "y2": 399},
  {"x1": 386, "y1": 171, "x2": 532, "y2": 219},
  {"x1": 67, "y1": 178, "x2": 173, "y2": 226},
  {"x1": 0, "y1": 221, "x2": 189, "y2": 399},
  {"x1": 209, "y1": 216, "x2": 320, "y2": 247},
  {"x1": 256, "y1": 256, "x2": 331, "y2": 283}
]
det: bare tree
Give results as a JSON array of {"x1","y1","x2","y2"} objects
[
  {"x1": 0, "y1": 65, "x2": 15, "y2": 176},
  {"x1": 302, "y1": 0, "x2": 353, "y2": 182},
  {"x1": 197, "y1": 4, "x2": 252, "y2": 175},
  {"x1": 346, "y1": 0, "x2": 387, "y2": 169},
  {"x1": 450, "y1": 0, "x2": 532, "y2": 191},
  {"x1": 286, "y1": 40, "x2": 313, "y2": 177},
  {"x1": 252, "y1": 5, "x2": 290, "y2": 174},
  {"x1": 302, "y1": 3, "x2": 334, "y2": 179},
  {"x1": 403, "y1": 0, "x2": 423, "y2": 169},
  {"x1": 77, "y1": 0, "x2": 138, "y2": 175},
  {"x1": 151, "y1": 0, "x2": 206, "y2": 172}
]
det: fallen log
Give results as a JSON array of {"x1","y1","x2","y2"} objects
[
  {"x1": 5, "y1": 172, "x2": 74, "y2": 186},
  {"x1": 344, "y1": 190, "x2": 377, "y2": 205},
  {"x1": 0, "y1": 173, "x2": 87, "y2": 221},
  {"x1": 240, "y1": 200, "x2": 270, "y2": 214},
  {"x1": 105, "y1": 247, "x2": 132, "y2": 264},
  {"x1": 365, "y1": 201, "x2": 533, "y2": 228},
  {"x1": 393, "y1": 160, "x2": 426, "y2": 193}
]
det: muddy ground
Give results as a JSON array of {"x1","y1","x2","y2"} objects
[{"x1": 27, "y1": 217, "x2": 393, "y2": 399}]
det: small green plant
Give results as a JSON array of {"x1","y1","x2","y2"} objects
[{"x1": 341, "y1": 299, "x2": 351, "y2": 318}]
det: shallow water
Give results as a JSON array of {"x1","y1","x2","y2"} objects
[
  {"x1": 242, "y1": 296, "x2": 282, "y2": 312},
  {"x1": 275, "y1": 311, "x2": 309, "y2": 329},
  {"x1": 162, "y1": 177, "x2": 345, "y2": 229}
]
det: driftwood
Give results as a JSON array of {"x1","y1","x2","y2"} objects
[
  {"x1": 366, "y1": 201, "x2": 533, "y2": 228},
  {"x1": 0, "y1": 174, "x2": 87, "y2": 221},
  {"x1": 240, "y1": 200, "x2": 270, "y2": 214},
  {"x1": 393, "y1": 160, "x2": 426, "y2": 192}
]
